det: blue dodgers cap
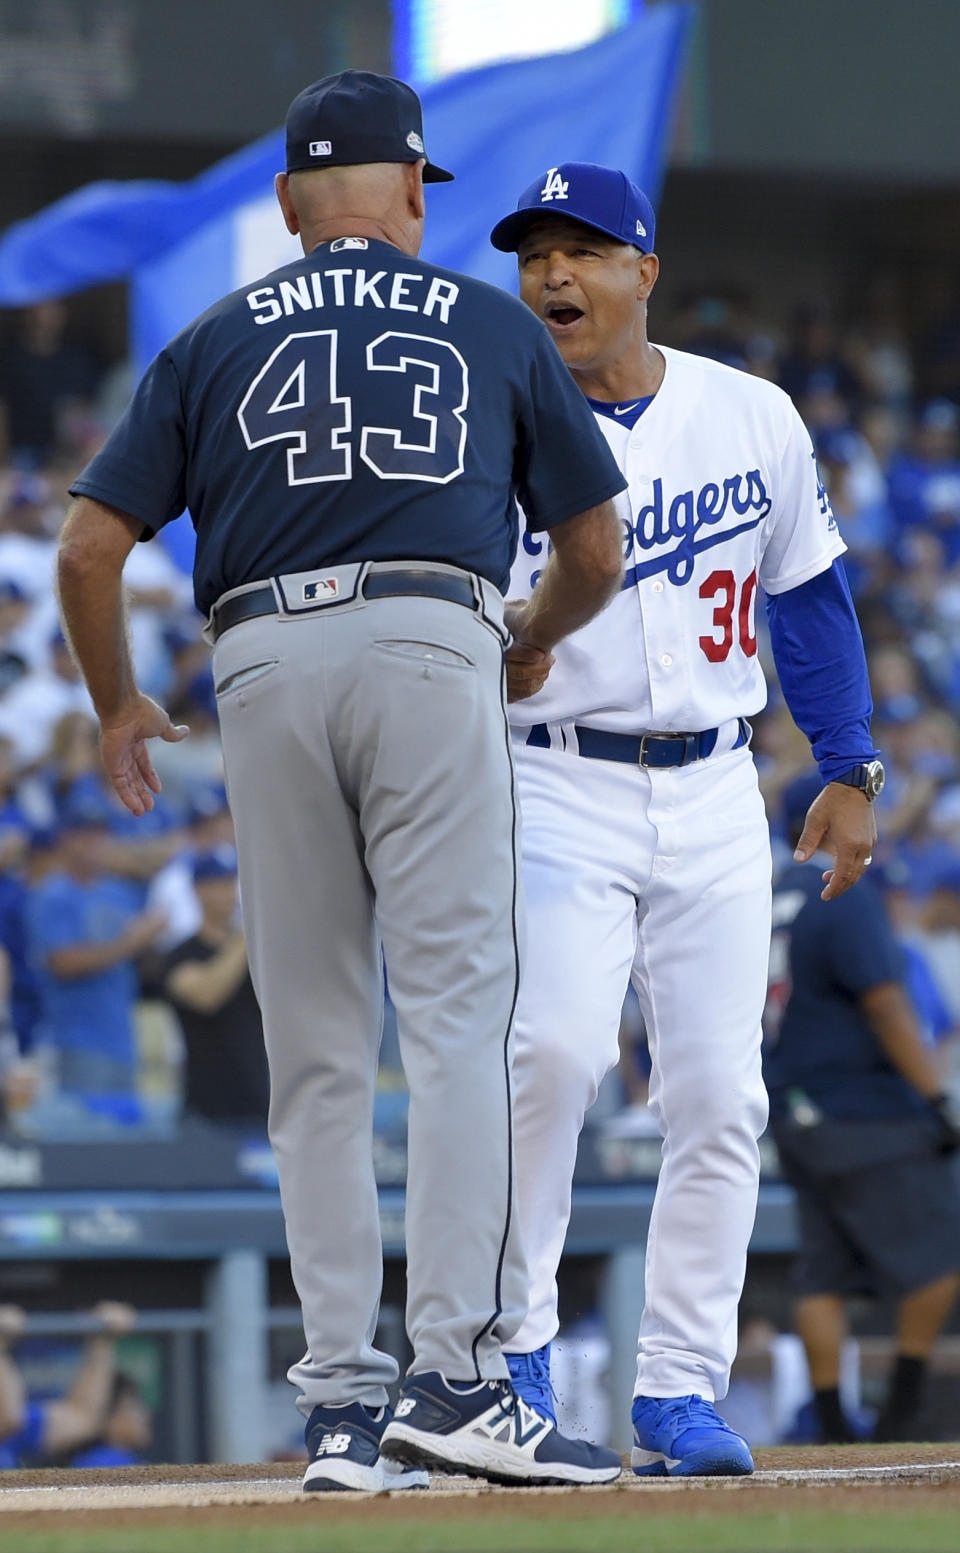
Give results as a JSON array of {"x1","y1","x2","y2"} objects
[
  {"x1": 192, "y1": 845, "x2": 239, "y2": 883},
  {"x1": 59, "y1": 784, "x2": 115, "y2": 831},
  {"x1": 490, "y1": 162, "x2": 656, "y2": 254},
  {"x1": 185, "y1": 779, "x2": 230, "y2": 825},
  {"x1": 285, "y1": 70, "x2": 453, "y2": 183}
]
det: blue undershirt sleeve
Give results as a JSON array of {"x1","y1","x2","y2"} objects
[{"x1": 765, "y1": 558, "x2": 879, "y2": 784}]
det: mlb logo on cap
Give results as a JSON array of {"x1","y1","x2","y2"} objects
[
  {"x1": 309, "y1": 140, "x2": 332, "y2": 157},
  {"x1": 490, "y1": 162, "x2": 656, "y2": 255}
]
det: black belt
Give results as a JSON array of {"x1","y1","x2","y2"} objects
[
  {"x1": 524, "y1": 717, "x2": 751, "y2": 769},
  {"x1": 211, "y1": 569, "x2": 477, "y2": 643}
]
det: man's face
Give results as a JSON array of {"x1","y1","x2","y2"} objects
[
  {"x1": 197, "y1": 874, "x2": 238, "y2": 924},
  {"x1": 516, "y1": 217, "x2": 657, "y2": 374}
]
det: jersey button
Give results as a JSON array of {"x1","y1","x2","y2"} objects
[
  {"x1": 660, "y1": 653, "x2": 673, "y2": 667},
  {"x1": 652, "y1": 580, "x2": 664, "y2": 593}
]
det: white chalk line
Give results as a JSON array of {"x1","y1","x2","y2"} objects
[{"x1": 0, "y1": 1459, "x2": 957, "y2": 1513}]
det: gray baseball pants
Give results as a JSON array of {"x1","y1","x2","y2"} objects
[{"x1": 211, "y1": 561, "x2": 528, "y2": 1413}]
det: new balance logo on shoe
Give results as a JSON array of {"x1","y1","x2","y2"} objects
[{"x1": 315, "y1": 1431, "x2": 351, "y2": 1456}]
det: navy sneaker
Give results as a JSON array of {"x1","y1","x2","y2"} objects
[
  {"x1": 302, "y1": 1401, "x2": 429, "y2": 1492},
  {"x1": 379, "y1": 1371, "x2": 621, "y2": 1486},
  {"x1": 506, "y1": 1344, "x2": 556, "y2": 1424},
  {"x1": 631, "y1": 1394, "x2": 754, "y2": 1477}
]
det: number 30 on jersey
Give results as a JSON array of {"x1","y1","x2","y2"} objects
[{"x1": 237, "y1": 329, "x2": 468, "y2": 486}]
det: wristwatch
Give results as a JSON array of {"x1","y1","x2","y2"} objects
[{"x1": 830, "y1": 759, "x2": 885, "y2": 802}]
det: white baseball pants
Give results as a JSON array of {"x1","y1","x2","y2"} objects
[{"x1": 508, "y1": 733, "x2": 771, "y2": 1402}]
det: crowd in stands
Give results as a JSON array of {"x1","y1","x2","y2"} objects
[
  {"x1": 0, "y1": 1301, "x2": 152, "y2": 1470},
  {"x1": 1, "y1": 277, "x2": 959, "y2": 1135}
]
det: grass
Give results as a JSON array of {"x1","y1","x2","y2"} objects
[{"x1": 2, "y1": 1506, "x2": 960, "y2": 1553}]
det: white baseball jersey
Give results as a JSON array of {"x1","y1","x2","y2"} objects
[{"x1": 508, "y1": 344, "x2": 846, "y2": 734}]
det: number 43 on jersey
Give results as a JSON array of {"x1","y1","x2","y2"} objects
[{"x1": 237, "y1": 328, "x2": 468, "y2": 486}]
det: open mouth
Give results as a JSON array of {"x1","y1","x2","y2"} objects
[{"x1": 544, "y1": 302, "x2": 584, "y2": 329}]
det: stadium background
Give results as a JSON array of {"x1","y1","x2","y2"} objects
[{"x1": 0, "y1": 0, "x2": 958, "y2": 1465}]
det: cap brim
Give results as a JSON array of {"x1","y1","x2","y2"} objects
[
  {"x1": 490, "y1": 206, "x2": 640, "y2": 253},
  {"x1": 423, "y1": 160, "x2": 454, "y2": 183}
]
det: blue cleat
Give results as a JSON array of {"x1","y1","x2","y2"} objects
[
  {"x1": 506, "y1": 1343, "x2": 556, "y2": 1424},
  {"x1": 631, "y1": 1394, "x2": 754, "y2": 1477},
  {"x1": 302, "y1": 1400, "x2": 429, "y2": 1492}
]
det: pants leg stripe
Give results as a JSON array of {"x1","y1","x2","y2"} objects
[{"x1": 469, "y1": 660, "x2": 522, "y2": 1379}]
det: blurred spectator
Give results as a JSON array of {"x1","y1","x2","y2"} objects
[
  {"x1": 0, "y1": 580, "x2": 32, "y2": 694},
  {"x1": 25, "y1": 787, "x2": 167, "y2": 1104},
  {"x1": 121, "y1": 542, "x2": 195, "y2": 702},
  {"x1": 160, "y1": 847, "x2": 268, "y2": 1127},
  {"x1": 150, "y1": 667, "x2": 224, "y2": 793},
  {"x1": 0, "y1": 470, "x2": 61, "y2": 612},
  {"x1": 68, "y1": 1373, "x2": 153, "y2": 1469},
  {"x1": 918, "y1": 278, "x2": 960, "y2": 407},
  {"x1": 885, "y1": 531, "x2": 960, "y2": 710},
  {"x1": 0, "y1": 301, "x2": 103, "y2": 467},
  {"x1": 0, "y1": 632, "x2": 93, "y2": 769},
  {"x1": 671, "y1": 287, "x2": 754, "y2": 370},
  {"x1": 814, "y1": 426, "x2": 892, "y2": 593},
  {"x1": 0, "y1": 1302, "x2": 136, "y2": 1468},
  {"x1": 888, "y1": 400, "x2": 960, "y2": 564},
  {"x1": 764, "y1": 772, "x2": 960, "y2": 1443},
  {"x1": 146, "y1": 779, "x2": 234, "y2": 951},
  {"x1": 779, "y1": 305, "x2": 860, "y2": 410},
  {"x1": 845, "y1": 275, "x2": 914, "y2": 412}
]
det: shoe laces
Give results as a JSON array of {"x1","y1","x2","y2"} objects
[
  {"x1": 507, "y1": 1350, "x2": 556, "y2": 1413},
  {"x1": 661, "y1": 1395, "x2": 730, "y2": 1432}
]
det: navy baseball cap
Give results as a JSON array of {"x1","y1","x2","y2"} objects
[
  {"x1": 490, "y1": 162, "x2": 656, "y2": 254},
  {"x1": 285, "y1": 70, "x2": 453, "y2": 183},
  {"x1": 192, "y1": 845, "x2": 239, "y2": 883}
]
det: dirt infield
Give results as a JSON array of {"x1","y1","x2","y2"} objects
[{"x1": 1, "y1": 1444, "x2": 958, "y2": 1552}]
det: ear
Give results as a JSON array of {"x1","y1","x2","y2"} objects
[
  {"x1": 275, "y1": 173, "x2": 300, "y2": 236},
  {"x1": 407, "y1": 160, "x2": 426, "y2": 223},
  {"x1": 637, "y1": 252, "x2": 660, "y2": 303}
]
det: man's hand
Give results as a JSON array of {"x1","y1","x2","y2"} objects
[
  {"x1": 90, "y1": 1301, "x2": 137, "y2": 1336},
  {"x1": 504, "y1": 598, "x2": 555, "y2": 702},
  {"x1": 0, "y1": 1306, "x2": 25, "y2": 1347},
  {"x1": 120, "y1": 908, "x2": 169, "y2": 957},
  {"x1": 793, "y1": 782, "x2": 878, "y2": 901},
  {"x1": 505, "y1": 643, "x2": 554, "y2": 702},
  {"x1": 99, "y1": 693, "x2": 189, "y2": 817}
]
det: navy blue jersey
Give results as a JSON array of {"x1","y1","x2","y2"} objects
[
  {"x1": 71, "y1": 237, "x2": 625, "y2": 613},
  {"x1": 763, "y1": 861, "x2": 927, "y2": 1121}
]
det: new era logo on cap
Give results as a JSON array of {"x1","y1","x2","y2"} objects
[
  {"x1": 309, "y1": 140, "x2": 332, "y2": 157},
  {"x1": 406, "y1": 130, "x2": 424, "y2": 153}
]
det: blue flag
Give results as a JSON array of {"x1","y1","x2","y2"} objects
[{"x1": 0, "y1": 6, "x2": 691, "y2": 571}]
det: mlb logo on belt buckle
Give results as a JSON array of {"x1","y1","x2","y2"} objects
[{"x1": 303, "y1": 578, "x2": 340, "y2": 602}]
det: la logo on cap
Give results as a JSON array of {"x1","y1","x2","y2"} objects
[
  {"x1": 540, "y1": 167, "x2": 569, "y2": 203},
  {"x1": 309, "y1": 140, "x2": 332, "y2": 156}
]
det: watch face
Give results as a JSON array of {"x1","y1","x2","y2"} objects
[{"x1": 866, "y1": 760, "x2": 885, "y2": 799}]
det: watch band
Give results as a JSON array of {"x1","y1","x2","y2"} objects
[{"x1": 830, "y1": 760, "x2": 885, "y2": 802}]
